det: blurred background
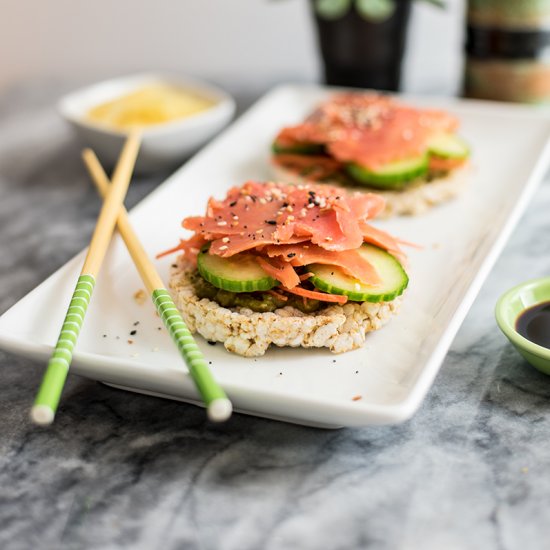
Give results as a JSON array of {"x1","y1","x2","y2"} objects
[{"x1": 0, "y1": 0, "x2": 464, "y2": 97}]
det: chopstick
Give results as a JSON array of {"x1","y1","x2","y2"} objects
[
  {"x1": 31, "y1": 132, "x2": 142, "y2": 425},
  {"x1": 82, "y1": 149, "x2": 232, "y2": 423}
]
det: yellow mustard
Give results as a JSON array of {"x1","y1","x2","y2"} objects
[{"x1": 86, "y1": 83, "x2": 215, "y2": 129}]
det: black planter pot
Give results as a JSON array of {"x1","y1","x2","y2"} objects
[{"x1": 311, "y1": 0, "x2": 413, "y2": 91}]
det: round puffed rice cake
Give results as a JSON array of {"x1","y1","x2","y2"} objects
[{"x1": 169, "y1": 262, "x2": 402, "y2": 357}]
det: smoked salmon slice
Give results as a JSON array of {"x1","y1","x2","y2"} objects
[
  {"x1": 265, "y1": 243, "x2": 381, "y2": 285},
  {"x1": 275, "y1": 93, "x2": 459, "y2": 170},
  {"x1": 165, "y1": 180, "x2": 408, "y2": 303}
]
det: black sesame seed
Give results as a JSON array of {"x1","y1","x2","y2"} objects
[
  {"x1": 130, "y1": 330, "x2": 137, "y2": 336},
  {"x1": 229, "y1": 201, "x2": 237, "y2": 207},
  {"x1": 265, "y1": 220, "x2": 277, "y2": 225},
  {"x1": 133, "y1": 321, "x2": 140, "y2": 326},
  {"x1": 287, "y1": 253, "x2": 296, "y2": 258}
]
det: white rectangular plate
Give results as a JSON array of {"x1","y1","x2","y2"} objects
[{"x1": 1, "y1": 85, "x2": 550, "y2": 428}]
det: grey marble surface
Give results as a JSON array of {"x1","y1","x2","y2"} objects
[{"x1": 1, "y1": 81, "x2": 550, "y2": 550}]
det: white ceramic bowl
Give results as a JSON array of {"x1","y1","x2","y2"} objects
[{"x1": 58, "y1": 73, "x2": 236, "y2": 173}]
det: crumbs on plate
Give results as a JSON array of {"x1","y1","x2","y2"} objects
[{"x1": 133, "y1": 289, "x2": 146, "y2": 305}]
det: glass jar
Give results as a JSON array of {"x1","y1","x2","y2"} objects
[{"x1": 464, "y1": 0, "x2": 550, "y2": 103}]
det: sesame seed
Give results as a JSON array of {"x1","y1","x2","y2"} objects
[
  {"x1": 222, "y1": 237, "x2": 230, "y2": 243},
  {"x1": 217, "y1": 221, "x2": 227, "y2": 226},
  {"x1": 219, "y1": 245, "x2": 228, "y2": 251}
]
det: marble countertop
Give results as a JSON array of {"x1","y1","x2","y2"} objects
[{"x1": 1, "y1": 81, "x2": 550, "y2": 550}]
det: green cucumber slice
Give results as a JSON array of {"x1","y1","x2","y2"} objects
[
  {"x1": 346, "y1": 155, "x2": 428, "y2": 189},
  {"x1": 428, "y1": 133, "x2": 469, "y2": 160},
  {"x1": 308, "y1": 244, "x2": 408, "y2": 302},
  {"x1": 197, "y1": 250, "x2": 278, "y2": 293},
  {"x1": 272, "y1": 141, "x2": 325, "y2": 155}
]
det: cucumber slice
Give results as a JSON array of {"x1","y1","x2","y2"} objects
[
  {"x1": 308, "y1": 244, "x2": 408, "y2": 303},
  {"x1": 197, "y1": 250, "x2": 278, "y2": 293},
  {"x1": 272, "y1": 141, "x2": 325, "y2": 155},
  {"x1": 346, "y1": 155, "x2": 428, "y2": 189},
  {"x1": 428, "y1": 133, "x2": 469, "y2": 160}
]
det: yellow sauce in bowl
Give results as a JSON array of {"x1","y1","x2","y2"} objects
[{"x1": 86, "y1": 83, "x2": 216, "y2": 130}]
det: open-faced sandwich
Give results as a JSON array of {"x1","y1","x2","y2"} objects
[
  {"x1": 163, "y1": 180, "x2": 409, "y2": 357},
  {"x1": 272, "y1": 93, "x2": 470, "y2": 218}
]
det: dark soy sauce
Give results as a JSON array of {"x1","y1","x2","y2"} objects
[{"x1": 516, "y1": 301, "x2": 550, "y2": 349}]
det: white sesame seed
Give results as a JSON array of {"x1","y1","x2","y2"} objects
[
  {"x1": 222, "y1": 237, "x2": 230, "y2": 243},
  {"x1": 217, "y1": 221, "x2": 227, "y2": 226},
  {"x1": 219, "y1": 245, "x2": 228, "y2": 251}
]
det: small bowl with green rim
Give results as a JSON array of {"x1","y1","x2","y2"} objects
[{"x1": 495, "y1": 277, "x2": 550, "y2": 375}]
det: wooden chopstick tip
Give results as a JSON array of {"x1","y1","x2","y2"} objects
[
  {"x1": 207, "y1": 398, "x2": 233, "y2": 423},
  {"x1": 30, "y1": 404, "x2": 55, "y2": 426}
]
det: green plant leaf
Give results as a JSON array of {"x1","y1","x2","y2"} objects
[
  {"x1": 421, "y1": 0, "x2": 445, "y2": 7},
  {"x1": 356, "y1": 0, "x2": 397, "y2": 21},
  {"x1": 314, "y1": 0, "x2": 352, "y2": 20}
]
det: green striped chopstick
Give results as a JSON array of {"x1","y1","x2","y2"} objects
[
  {"x1": 31, "y1": 133, "x2": 142, "y2": 425},
  {"x1": 82, "y1": 149, "x2": 232, "y2": 422}
]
